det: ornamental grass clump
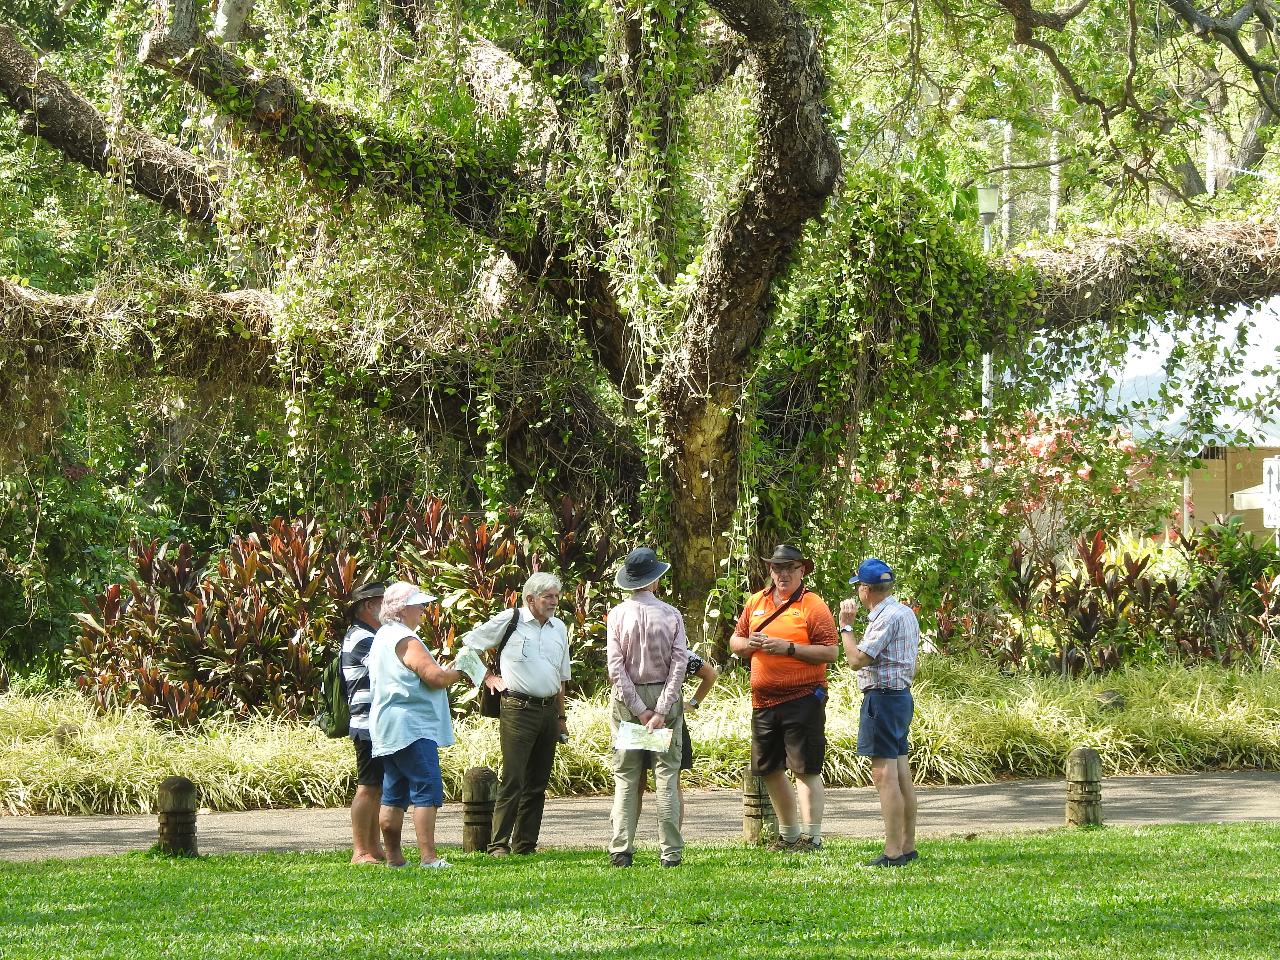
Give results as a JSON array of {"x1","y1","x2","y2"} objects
[{"x1": 4, "y1": 659, "x2": 1280, "y2": 814}]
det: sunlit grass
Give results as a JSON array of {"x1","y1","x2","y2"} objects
[{"x1": 2, "y1": 824, "x2": 1277, "y2": 959}]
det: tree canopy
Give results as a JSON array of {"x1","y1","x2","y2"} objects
[{"x1": 2, "y1": 0, "x2": 1279, "y2": 654}]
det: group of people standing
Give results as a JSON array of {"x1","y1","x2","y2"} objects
[{"x1": 338, "y1": 542, "x2": 920, "y2": 870}]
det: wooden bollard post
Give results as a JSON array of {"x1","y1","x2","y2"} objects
[
  {"x1": 461, "y1": 766, "x2": 498, "y2": 853},
  {"x1": 1065, "y1": 746, "x2": 1103, "y2": 827},
  {"x1": 742, "y1": 766, "x2": 777, "y2": 845},
  {"x1": 157, "y1": 776, "x2": 199, "y2": 855}
]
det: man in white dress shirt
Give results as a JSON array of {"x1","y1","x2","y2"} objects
[{"x1": 462, "y1": 572, "x2": 570, "y2": 857}]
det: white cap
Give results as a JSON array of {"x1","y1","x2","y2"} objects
[{"x1": 403, "y1": 589, "x2": 437, "y2": 606}]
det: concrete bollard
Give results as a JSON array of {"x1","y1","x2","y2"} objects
[
  {"x1": 742, "y1": 766, "x2": 777, "y2": 845},
  {"x1": 157, "y1": 776, "x2": 199, "y2": 855},
  {"x1": 1065, "y1": 746, "x2": 1103, "y2": 827},
  {"x1": 461, "y1": 766, "x2": 498, "y2": 853}
]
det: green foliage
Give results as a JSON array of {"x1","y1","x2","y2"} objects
[
  {"x1": 8, "y1": 659, "x2": 1279, "y2": 814},
  {"x1": 945, "y1": 522, "x2": 1280, "y2": 672},
  {"x1": 63, "y1": 496, "x2": 626, "y2": 725},
  {"x1": 3, "y1": 0, "x2": 1279, "y2": 676}
]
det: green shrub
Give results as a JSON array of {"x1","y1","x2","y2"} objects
[
  {"x1": 6, "y1": 659, "x2": 1279, "y2": 814},
  {"x1": 63, "y1": 497, "x2": 624, "y2": 725},
  {"x1": 947, "y1": 521, "x2": 1280, "y2": 673}
]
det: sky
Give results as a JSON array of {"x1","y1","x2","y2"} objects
[{"x1": 1107, "y1": 299, "x2": 1280, "y2": 445}]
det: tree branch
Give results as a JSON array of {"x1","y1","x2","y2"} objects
[
  {"x1": 661, "y1": 0, "x2": 841, "y2": 413},
  {"x1": 0, "y1": 25, "x2": 218, "y2": 223},
  {"x1": 1012, "y1": 220, "x2": 1280, "y2": 333},
  {"x1": 138, "y1": 0, "x2": 636, "y2": 392},
  {"x1": 0, "y1": 276, "x2": 644, "y2": 513}
]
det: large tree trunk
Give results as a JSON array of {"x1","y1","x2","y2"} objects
[{"x1": 659, "y1": 0, "x2": 842, "y2": 645}]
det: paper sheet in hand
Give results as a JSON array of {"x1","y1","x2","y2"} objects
[
  {"x1": 453, "y1": 646, "x2": 488, "y2": 688},
  {"x1": 615, "y1": 721, "x2": 672, "y2": 752}
]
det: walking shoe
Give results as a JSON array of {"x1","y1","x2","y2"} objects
[
  {"x1": 420, "y1": 858, "x2": 451, "y2": 869},
  {"x1": 862, "y1": 853, "x2": 909, "y2": 867},
  {"x1": 767, "y1": 836, "x2": 802, "y2": 852},
  {"x1": 488, "y1": 848, "x2": 510, "y2": 858},
  {"x1": 609, "y1": 851, "x2": 634, "y2": 868},
  {"x1": 660, "y1": 857, "x2": 682, "y2": 868},
  {"x1": 900, "y1": 849, "x2": 919, "y2": 863},
  {"x1": 794, "y1": 836, "x2": 823, "y2": 852}
]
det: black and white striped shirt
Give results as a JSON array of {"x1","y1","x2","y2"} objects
[{"x1": 341, "y1": 620, "x2": 378, "y2": 739}]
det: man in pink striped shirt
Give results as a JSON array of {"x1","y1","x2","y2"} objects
[{"x1": 605, "y1": 547, "x2": 688, "y2": 867}]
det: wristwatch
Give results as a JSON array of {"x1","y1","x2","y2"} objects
[
  {"x1": 688, "y1": 698, "x2": 700, "y2": 710},
  {"x1": 839, "y1": 625, "x2": 856, "y2": 634},
  {"x1": 787, "y1": 642, "x2": 796, "y2": 657}
]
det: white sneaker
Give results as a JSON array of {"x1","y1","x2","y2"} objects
[{"x1": 420, "y1": 858, "x2": 451, "y2": 869}]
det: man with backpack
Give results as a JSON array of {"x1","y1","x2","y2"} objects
[
  {"x1": 341, "y1": 581, "x2": 388, "y2": 864},
  {"x1": 461, "y1": 572, "x2": 570, "y2": 858}
]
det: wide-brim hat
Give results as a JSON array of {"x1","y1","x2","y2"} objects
[
  {"x1": 349, "y1": 581, "x2": 387, "y2": 604},
  {"x1": 401, "y1": 588, "x2": 438, "y2": 606},
  {"x1": 760, "y1": 544, "x2": 815, "y2": 576},
  {"x1": 615, "y1": 547, "x2": 671, "y2": 590},
  {"x1": 850, "y1": 557, "x2": 894, "y2": 586}
]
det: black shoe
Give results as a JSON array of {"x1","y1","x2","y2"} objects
[
  {"x1": 863, "y1": 853, "x2": 910, "y2": 867},
  {"x1": 609, "y1": 851, "x2": 633, "y2": 868},
  {"x1": 900, "y1": 849, "x2": 919, "y2": 863},
  {"x1": 660, "y1": 857, "x2": 682, "y2": 868}
]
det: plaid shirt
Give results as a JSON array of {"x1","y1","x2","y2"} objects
[{"x1": 856, "y1": 596, "x2": 919, "y2": 691}]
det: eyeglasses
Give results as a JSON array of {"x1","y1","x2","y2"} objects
[{"x1": 769, "y1": 563, "x2": 804, "y2": 574}]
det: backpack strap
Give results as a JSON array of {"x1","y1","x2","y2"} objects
[
  {"x1": 753, "y1": 585, "x2": 805, "y2": 635},
  {"x1": 490, "y1": 606, "x2": 522, "y2": 676}
]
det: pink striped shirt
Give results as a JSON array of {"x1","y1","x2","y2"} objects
[{"x1": 607, "y1": 591, "x2": 688, "y2": 718}]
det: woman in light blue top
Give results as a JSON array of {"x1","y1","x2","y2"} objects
[{"x1": 369, "y1": 581, "x2": 465, "y2": 869}]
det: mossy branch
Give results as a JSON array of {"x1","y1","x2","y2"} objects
[{"x1": 0, "y1": 26, "x2": 218, "y2": 223}]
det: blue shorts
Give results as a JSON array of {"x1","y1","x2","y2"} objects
[
  {"x1": 857, "y1": 689, "x2": 913, "y2": 758},
  {"x1": 380, "y1": 738, "x2": 445, "y2": 809}
]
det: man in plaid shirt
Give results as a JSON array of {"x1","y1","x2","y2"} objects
[{"x1": 839, "y1": 558, "x2": 920, "y2": 867}]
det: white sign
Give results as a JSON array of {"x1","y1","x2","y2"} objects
[{"x1": 1265, "y1": 457, "x2": 1280, "y2": 529}]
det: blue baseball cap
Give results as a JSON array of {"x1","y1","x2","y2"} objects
[{"x1": 849, "y1": 558, "x2": 895, "y2": 586}]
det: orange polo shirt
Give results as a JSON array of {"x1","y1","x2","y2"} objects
[{"x1": 734, "y1": 587, "x2": 838, "y2": 708}]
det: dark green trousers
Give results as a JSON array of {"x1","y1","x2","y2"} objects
[{"x1": 490, "y1": 696, "x2": 559, "y2": 854}]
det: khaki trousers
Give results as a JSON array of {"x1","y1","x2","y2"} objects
[{"x1": 608, "y1": 683, "x2": 684, "y2": 860}]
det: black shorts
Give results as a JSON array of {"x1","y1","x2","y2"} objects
[
  {"x1": 751, "y1": 689, "x2": 826, "y2": 776},
  {"x1": 352, "y1": 735, "x2": 384, "y2": 788}
]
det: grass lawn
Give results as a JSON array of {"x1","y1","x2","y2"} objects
[{"x1": 2, "y1": 824, "x2": 1277, "y2": 959}]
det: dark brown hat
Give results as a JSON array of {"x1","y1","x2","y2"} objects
[
  {"x1": 760, "y1": 544, "x2": 815, "y2": 576},
  {"x1": 349, "y1": 581, "x2": 388, "y2": 604}
]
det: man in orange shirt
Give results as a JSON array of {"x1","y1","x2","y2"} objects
[{"x1": 730, "y1": 544, "x2": 839, "y2": 851}]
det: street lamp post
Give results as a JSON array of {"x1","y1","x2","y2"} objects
[{"x1": 977, "y1": 185, "x2": 1000, "y2": 415}]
